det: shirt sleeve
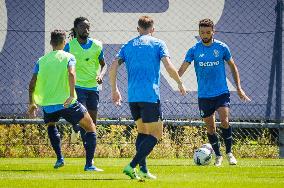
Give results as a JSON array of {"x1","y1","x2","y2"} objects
[
  {"x1": 67, "y1": 56, "x2": 76, "y2": 67},
  {"x1": 223, "y1": 44, "x2": 232, "y2": 61},
  {"x1": 63, "y1": 43, "x2": 70, "y2": 52},
  {"x1": 115, "y1": 44, "x2": 126, "y2": 62},
  {"x1": 159, "y1": 41, "x2": 170, "y2": 59},
  {"x1": 184, "y1": 47, "x2": 195, "y2": 64},
  {"x1": 33, "y1": 61, "x2": 39, "y2": 74},
  {"x1": 98, "y1": 50, "x2": 104, "y2": 61}
]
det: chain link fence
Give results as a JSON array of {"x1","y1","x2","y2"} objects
[
  {"x1": 0, "y1": 0, "x2": 283, "y2": 158},
  {"x1": 0, "y1": 120, "x2": 280, "y2": 158}
]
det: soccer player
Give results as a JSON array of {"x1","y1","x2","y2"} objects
[
  {"x1": 64, "y1": 17, "x2": 107, "y2": 145},
  {"x1": 28, "y1": 29, "x2": 103, "y2": 171},
  {"x1": 178, "y1": 18, "x2": 251, "y2": 166},
  {"x1": 109, "y1": 16, "x2": 186, "y2": 179}
]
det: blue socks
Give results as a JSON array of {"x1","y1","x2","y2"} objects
[
  {"x1": 207, "y1": 133, "x2": 221, "y2": 156},
  {"x1": 47, "y1": 125, "x2": 63, "y2": 160},
  {"x1": 135, "y1": 133, "x2": 148, "y2": 173},
  {"x1": 130, "y1": 135, "x2": 158, "y2": 168},
  {"x1": 85, "y1": 132, "x2": 97, "y2": 167},
  {"x1": 221, "y1": 126, "x2": 233, "y2": 154}
]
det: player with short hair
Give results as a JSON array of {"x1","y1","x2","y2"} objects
[
  {"x1": 110, "y1": 16, "x2": 186, "y2": 179},
  {"x1": 64, "y1": 17, "x2": 107, "y2": 148},
  {"x1": 28, "y1": 29, "x2": 103, "y2": 171},
  {"x1": 178, "y1": 18, "x2": 251, "y2": 166}
]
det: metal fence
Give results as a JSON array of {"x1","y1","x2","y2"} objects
[
  {"x1": 0, "y1": 119, "x2": 282, "y2": 158},
  {"x1": 0, "y1": 0, "x2": 283, "y2": 158}
]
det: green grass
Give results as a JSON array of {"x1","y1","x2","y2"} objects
[{"x1": 0, "y1": 158, "x2": 283, "y2": 188}]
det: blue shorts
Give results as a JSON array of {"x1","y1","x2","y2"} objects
[
  {"x1": 198, "y1": 93, "x2": 230, "y2": 118},
  {"x1": 75, "y1": 88, "x2": 99, "y2": 111},
  {"x1": 129, "y1": 100, "x2": 162, "y2": 123},
  {"x1": 43, "y1": 102, "x2": 87, "y2": 124}
]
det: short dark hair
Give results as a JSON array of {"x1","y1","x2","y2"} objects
[
  {"x1": 74, "y1": 17, "x2": 89, "y2": 28},
  {"x1": 138, "y1": 16, "x2": 154, "y2": 30},
  {"x1": 199, "y1": 19, "x2": 214, "y2": 29},
  {"x1": 50, "y1": 30, "x2": 66, "y2": 46}
]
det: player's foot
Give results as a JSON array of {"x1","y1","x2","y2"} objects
[
  {"x1": 139, "y1": 170, "x2": 157, "y2": 179},
  {"x1": 214, "y1": 155, "x2": 223, "y2": 166},
  {"x1": 54, "y1": 158, "x2": 64, "y2": 169},
  {"x1": 227, "y1": 153, "x2": 237, "y2": 165},
  {"x1": 84, "y1": 165, "x2": 104, "y2": 172},
  {"x1": 123, "y1": 164, "x2": 141, "y2": 180},
  {"x1": 70, "y1": 129, "x2": 80, "y2": 143}
]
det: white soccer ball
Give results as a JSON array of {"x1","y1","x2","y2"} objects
[
  {"x1": 201, "y1": 143, "x2": 214, "y2": 154},
  {"x1": 193, "y1": 147, "x2": 213, "y2": 165}
]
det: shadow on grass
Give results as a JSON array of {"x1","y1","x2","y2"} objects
[
  {"x1": 63, "y1": 178, "x2": 130, "y2": 181},
  {"x1": 0, "y1": 169, "x2": 34, "y2": 172},
  {"x1": 259, "y1": 164, "x2": 284, "y2": 167}
]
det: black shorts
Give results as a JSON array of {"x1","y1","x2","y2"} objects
[
  {"x1": 43, "y1": 102, "x2": 87, "y2": 125},
  {"x1": 129, "y1": 100, "x2": 162, "y2": 123},
  {"x1": 75, "y1": 88, "x2": 99, "y2": 111},
  {"x1": 198, "y1": 93, "x2": 230, "y2": 118}
]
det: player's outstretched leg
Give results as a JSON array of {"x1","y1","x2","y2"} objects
[
  {"x1": 220, "y1": 126, "x2": 237, "y2": 165},
  {"x1": 47, "y1": 124, "x2": 64, "y2": 169},
  {"x1": 136, "y1": 134, "x2": 157, "y2": 179},
  {"x1": 207, "y1": 133, "x2": 223, "y2": 166},
  {"x1": 124, "y1": 134, "x2": 158, "y2": 179},
  {"x1": 79, "y1": 112, "x2": 103, "y2": 172},
  {"x1": 135, "y1": 133, "x2": 152, "y2": 176}
]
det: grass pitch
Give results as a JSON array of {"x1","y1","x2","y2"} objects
[{"x1": 0, "y1": 158, "x2": 283, "y2": 188}]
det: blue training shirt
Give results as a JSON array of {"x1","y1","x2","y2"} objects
[
  {"x1": 33, "y1": 54, "x2": 76, "y2": 113},
  {"x1": 184, "y1": 39, "x2": 232, "y2": 98},
  {"x1": 116, "y1": 34, "x2": 169, "y2": 103},
  {"x1": 64, "y1": 37, "x2": 104, "y2": 91}
]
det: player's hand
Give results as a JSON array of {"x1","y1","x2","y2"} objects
[
  {"x1": 96, "y1": 75, "x2": 103, "y2": 84},
  {"x1": 64, "y1": 96, "x2": 74, "y2": 108},
  {"x1": 28, "y1": 103, "x2": 38, "y2": 118},
  {"x1": 112, "y1": 90, "x2": 122, "y2": 106},
  {"x1": 178, "y1": 83, "x2": 187, "y2": 96},
  {"x1": 237, "y1": 88, "x2": 251, "y2": 102}
]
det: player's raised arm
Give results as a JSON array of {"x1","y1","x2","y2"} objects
[
  {"x1": 227, "y1": 58, "x2": 251, "y2": 102},
  {"x1": 161, "y1": 56, "x2": 186, "y2": 95}
]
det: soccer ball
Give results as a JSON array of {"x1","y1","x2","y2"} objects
[
  {"x1": 201, "y1": 143, "x2": 214, "y2": 154},
  {"x1": 193, "y1": 147, "x2": 213, "y2": 165}
]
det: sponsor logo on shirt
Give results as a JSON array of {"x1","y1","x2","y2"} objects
[{"x1": 199, "y1": 61, "x2": 220, "y2": 67}]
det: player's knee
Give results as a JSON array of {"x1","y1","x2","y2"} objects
[
  {"x1": 79, "y1": 114, "x2": 96, "y2": 132},
  {"x1": 150, "y1": 131, "x2": 162, "y2": 140},
  {"x1": 220, "y1": 119, "x2": 229, "y2": 128},
  {"x1": 206, "y1": 126, "x2": 216, "y2": 135}
]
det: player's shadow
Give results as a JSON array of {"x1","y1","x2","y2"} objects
[
  {"x1": 63, "y1": 178, "x2": 128, "y2": 181},
  {"x1": 259, "y1": 164, "x2": 284, "y2": 167},
  {"x1": 154, "y1": 164, "x2": 196, "y2": 166},
  {"x1": 0, "y1": 169, "x2": 34, "y2": 172}
]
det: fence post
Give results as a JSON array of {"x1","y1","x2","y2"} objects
[{"x1": 276, "y1": 0, "x2": 284, "y2": 158}]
